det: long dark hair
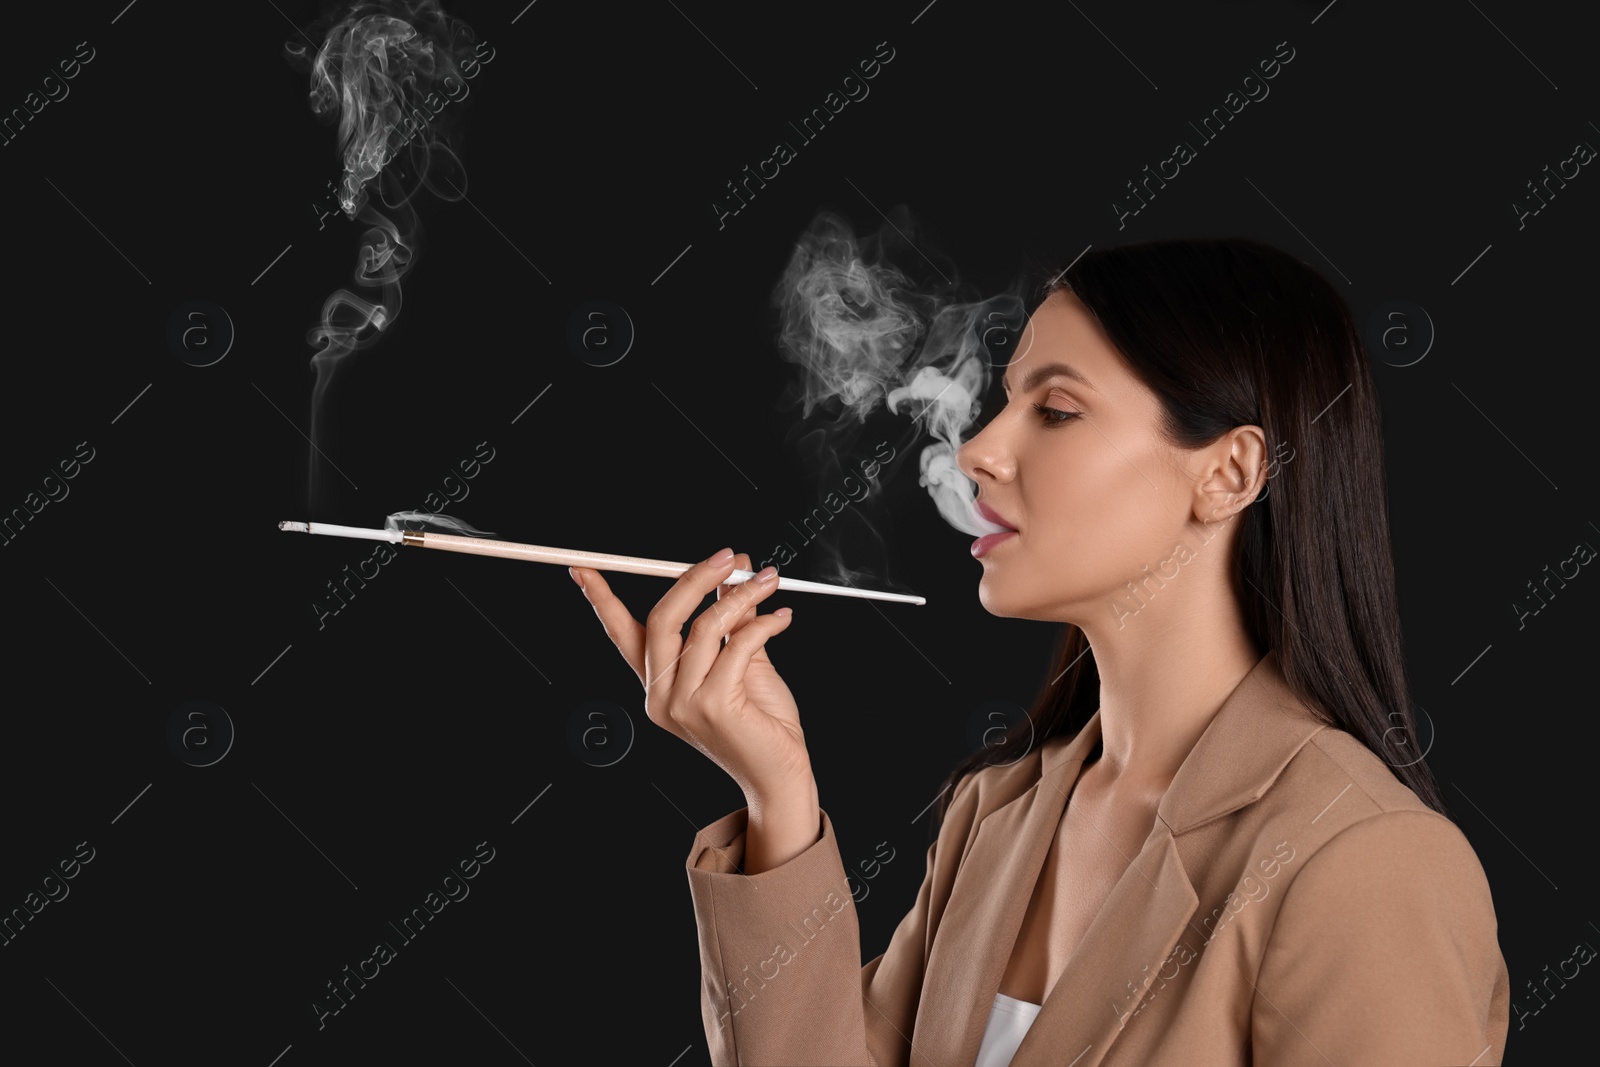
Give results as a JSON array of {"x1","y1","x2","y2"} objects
[{"x1": 933, "y1": 237, "x2": 1447, "y2": 834}]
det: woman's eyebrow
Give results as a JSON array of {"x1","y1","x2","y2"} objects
[{"x1": 1001, "y1": 361, "x2": 1097, "y2": 395}]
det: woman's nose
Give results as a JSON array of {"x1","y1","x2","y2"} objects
[{"x1": 957, "y1": 419, "x2": 1013, "y2": 484}]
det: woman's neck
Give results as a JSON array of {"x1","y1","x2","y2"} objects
[{"x1": 1078, "y1": 597, "x2": 1265, "y2": 794}]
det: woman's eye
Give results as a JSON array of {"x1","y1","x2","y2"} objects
[{"x1": 1033, "y1": 403, "x2": 1081, "y2": 425}]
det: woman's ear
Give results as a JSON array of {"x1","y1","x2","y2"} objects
[{"x1": 1194, "y1": 424, "x2": 1269, "y2": 524}]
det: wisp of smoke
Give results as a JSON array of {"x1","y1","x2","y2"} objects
[
  {"x1": 283, "y1": 0, "x2": 481, "y2": 509},
  {"x1": 772, "y1": 210, "x2": 1024, "y2": 544},
  {"x1": 384, "y1": 510, "x2": 494, "y2": 536}
]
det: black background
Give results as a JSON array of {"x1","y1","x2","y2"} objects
[{"x1": 1, "y1": 1, "x2": 1593, "y2": 1064}]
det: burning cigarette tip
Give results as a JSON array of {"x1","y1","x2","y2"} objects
[{"x1": 279, "y1": 521, "x2": 309, "y2": 533}]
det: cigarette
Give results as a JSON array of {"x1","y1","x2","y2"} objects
[{"x1": 278, "y1": 520, "x2": 926, "y2": 606}]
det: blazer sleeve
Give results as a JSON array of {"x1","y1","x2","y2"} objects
[
  {"x1": 685, "y1": 800, "x2": 952, "y2": 1067},
  {"x1": 1251, "y1": 809, "x2": 1512, "y2": 1066}
]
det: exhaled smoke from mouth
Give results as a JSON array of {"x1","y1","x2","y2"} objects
[
  {"x1": 775, "y1": 218, "x2": 923, "y2": 422},
  {"x1": 283, "y1": 0, "x2": 480, "y2": 510},
  {"x1": 884, "y1": 321, "x2": 1010, "y2": 538},
  {"x1": 772, "y1": 210, "x2": 1017, "y2": 555}
]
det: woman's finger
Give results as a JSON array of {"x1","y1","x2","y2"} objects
[
  {"x1": 677, "y1": 566, "x2": 782, "y2": 696},
  {"x1": 643, "y1": 548, "x2": 739, "y2": 700},
  {"x1": 700, "y1": 608, "x2": 794, "y2": 696},
  {"x1": 571, "y1": 567, "x2": 645, "y2": 685},
  {"x1": 716, "y1": 552, "x2": 759, "y2": 642}
]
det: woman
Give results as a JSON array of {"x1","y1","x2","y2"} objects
[{"x1": 572, "y1": 237, "x2": 1510, "y2": 1066}]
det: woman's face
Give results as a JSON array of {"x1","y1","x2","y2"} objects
[{"x1": 956, "y1": 289, "x2": 1234, "y2": 625}]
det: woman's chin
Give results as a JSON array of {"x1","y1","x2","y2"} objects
[
  {"x1": 976, "y1": 577, "x2": 1020, "y2": 618},
  {"x1": 977, "y1": 575, "x2": 1068, "y2": 623}
]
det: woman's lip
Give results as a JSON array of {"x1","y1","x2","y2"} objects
[
  {"x1": 975, "y1": 501, "x2": 1017, "y2": 531},
  {"x1": 971, "y1": 530, "x2": 1018, "y2": 558}
]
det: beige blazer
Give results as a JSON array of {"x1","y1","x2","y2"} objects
[{"x1": 685, "y1": 649, "x2": 1510, "y2": 1066}]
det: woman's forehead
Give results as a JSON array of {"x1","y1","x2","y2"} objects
[{"x1": 1005, "y1": 291, "x2": 1118, "y2": 386}]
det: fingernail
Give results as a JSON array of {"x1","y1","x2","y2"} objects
[
  {"x1": 569, "y1": 567, "x2": 586, "y2": 592},
  {"x1": 711, "y1": 547, "x2": 735, "y2": 564},
  {"x1": 774, "y1": 607, "x2": 792, "y2": 618},
  {"x1": 756, "y1": 566, "x2": 778, "y2": 583}
]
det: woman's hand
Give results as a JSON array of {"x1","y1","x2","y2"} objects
[{"x1": 572, "y1": 548, "x2": 813, "y2": 802}]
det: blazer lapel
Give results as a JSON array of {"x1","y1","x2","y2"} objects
[
  {"x1": 1008, "y1": 648, "x2": 1327, "y2": 1066},
  {"x1": 1008, "y1": 823, "x2": 1199, "y2": 1067},
  {"x1": 911, "y1": 714, "x2": 1104, "y2": 1067}
]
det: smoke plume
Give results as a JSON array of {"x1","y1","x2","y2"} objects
[
  {"x1": 770, "y1": 209, "x2": 1020, "y2": 587},
  {"x1": 283, "y1": 0, "x2": 481, "y2": 509}
]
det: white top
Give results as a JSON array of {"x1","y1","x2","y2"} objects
[{"x1": 973, "y1": 992, "x2": 1043, "y2": 1067}]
